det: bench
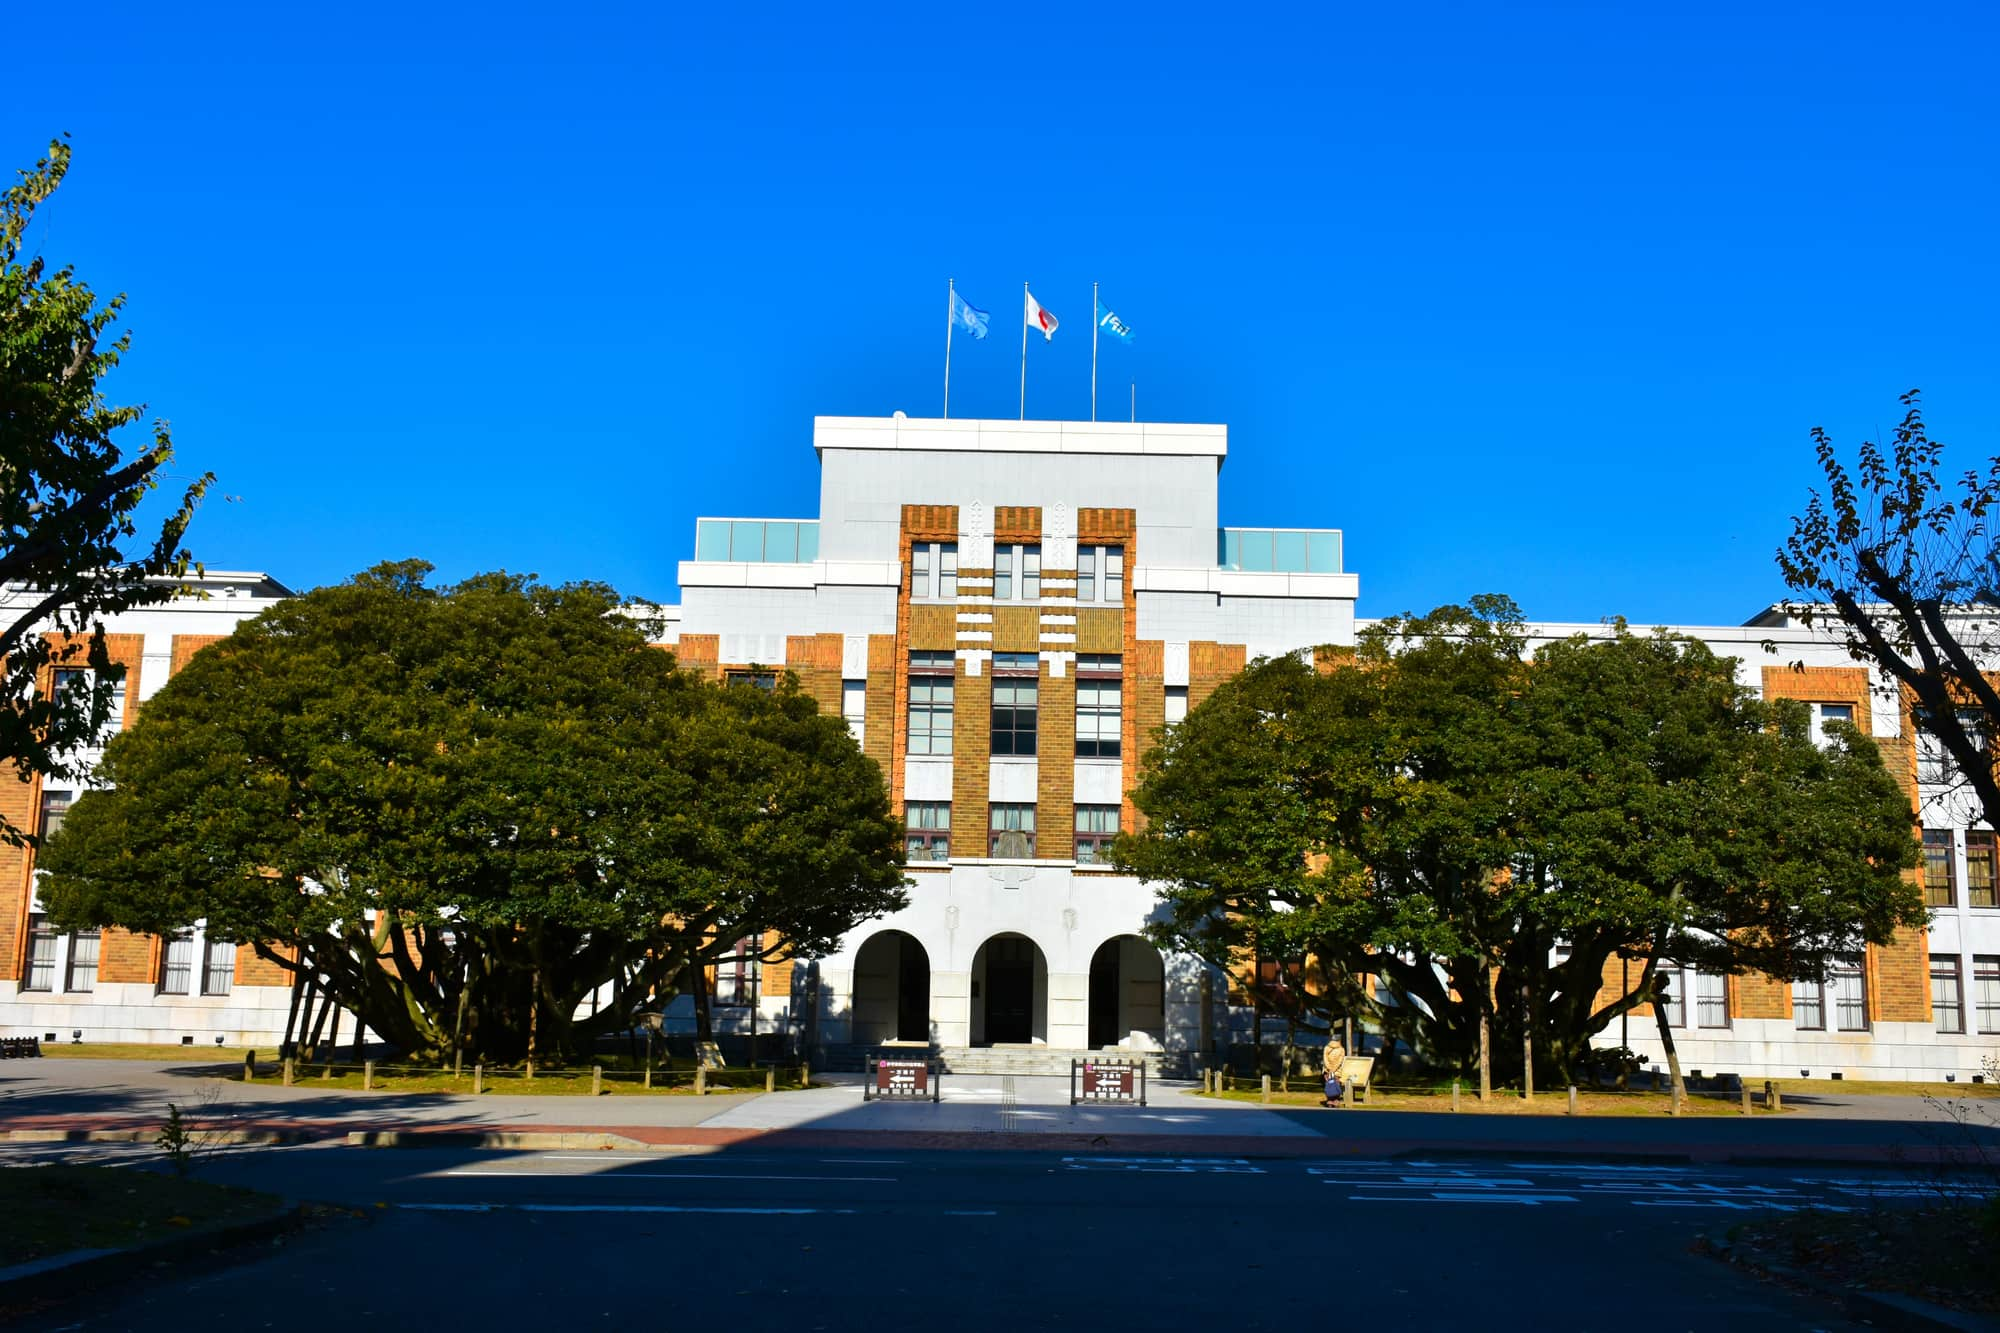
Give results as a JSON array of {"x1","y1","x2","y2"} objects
[
  {"x1": 1334, "y1": 1055, "x2": 1374, "y2": 1105},
  {"x1": 0, "y1": 1037, "x2": 42, "y2": 1059}
]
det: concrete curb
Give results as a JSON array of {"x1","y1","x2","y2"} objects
[
  {"x1": 0, "y1": 1128, "x2": 322, "y2": 1146},
  {"x1": 0, "y1": 1205, "x2": 311, "y2": 1306},
  {"x1": 341, "y1": 1130, "x2": 708, "y2": 1152},
  {"x1": 1705, "y1": 1240, "x2": 2000, "y2": 1332}
]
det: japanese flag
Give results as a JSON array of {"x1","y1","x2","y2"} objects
[{"x1": 1025, "y1": 288, "x2": 1058, "y2": 341}]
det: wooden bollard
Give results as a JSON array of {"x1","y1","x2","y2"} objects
[
  {"x1": 1741, "y1": 1082, "x2": 1752, "y2": 1115},
  {"x1": 1769, "y1": 1080, "x2": 1782, "y2": 1111},
  {"x1": 695, "y1": 1067, "x2": 706, "y2": 1096},
  {"x1": 363, "y1": 1059, "x2": 375, "y2": 1091},
  {"x1": 473, "y1": 1064, "x2": 483, "y2": 1094},
  {"x1": 282, "y1": 1057, "x2": 294, "y2": 1087},
  {"x1": 454, "y1": 1051, "x2": 463, "y2": 1077},
  {"x1": 765, "y1": 1067, "x2": 776, "y2": 1093},
  {"x1": 243, "y1": 1050, "x2": 256, "y2": 1082},
  {"x1": 643, "y1": 1065, "x2": 652, "y2": 1090},
  {"x1": 525, "y1": 1060, "x2": 534, "y2": 1081},
  {"x1": 1567, "y1": 1084, "x2": 1578, "y2": 1116},
  {"x1": 1452, "y1": 1080, "x2": 1461, "y2": 1113},
  {"x1": 800, "y1": 1063, "x2": 810, "y2": 1087},
  {"x1": 592, "y1": 1065, "x2": 603, "y2": 1096},
  {"x1": 1260, "y1": 1074, "x2": 1271, "y2": 1104}
]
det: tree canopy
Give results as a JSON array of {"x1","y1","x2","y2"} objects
[
  {"x1": 1779, "y1": 389, "x2": 2000, "y2": 831},
  {"x1": 1, "y1": 137, "x2": 209, "y2": 842},
  {"x1": 38, "y1": 562, "x2": 908, "y2": 1061},
  {"x1": 1115, "y1": 597, "x2": 1924, "y2": 1081}
]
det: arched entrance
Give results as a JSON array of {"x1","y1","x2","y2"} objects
[
  {"x1": 971, "y1": 933, "x2": 1047, "y2": 1046},
  {"x1": 1089, "y1": 935, "x2": 1166, "y2": 1050},
  {"x1": 850, "y1": 930, "x2": 931, "y2": 1044}
]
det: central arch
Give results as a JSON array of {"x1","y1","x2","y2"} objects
[
  {"x1": 850, "y1": 930, "x2": 931, "y2": 1045},
  {"x1": 971, "y1": 933, "x2": 1048, "y2": 1046},
  {"x1": 1089, "y1": 935, "x2": 1167, "y2": 1050}
]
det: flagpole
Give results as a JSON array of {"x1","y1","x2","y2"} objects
[
  {"x1": 1091, "y1": 281, "x2": 1099, "y2": 422},
  {"x1": 1131, "y1": 381, "x2": 1136, "y2": 423},
  {"x1": 944, "y1": 278, "x2": 954, "y2": 419},
  {"x1": 1019, "y1": 281, "x2": 1029, "y2": 421}
]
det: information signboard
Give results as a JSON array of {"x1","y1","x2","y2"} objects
[
  {"x1": 864, "y1": 1057, "x2": 940, "y2": 1102},
  {"x1": 1071, "y1": 1058, "x2": 1147, "y2": 1106}
]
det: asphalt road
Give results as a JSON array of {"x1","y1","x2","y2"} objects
[{"x1": 15, "y1": 1140, "x2": 1976, "y2": 1331}]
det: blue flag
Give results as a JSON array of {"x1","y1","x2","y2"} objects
[
  {"x1": 951, "y1": 289, "x2": 990, "y2": 340},
  {"x1": 1096, "y1": 295, "x2": 1134, "y2": 343}
]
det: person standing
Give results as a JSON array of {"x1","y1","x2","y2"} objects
[{"x1": 1321, "y1": 1035, "x2": 1348, "y2": 1108}]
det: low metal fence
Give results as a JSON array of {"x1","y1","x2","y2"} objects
[{"x1": 246, "y1": 1055, "x2": 811, "y2": 1096}]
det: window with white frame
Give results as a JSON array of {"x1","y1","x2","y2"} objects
[
  {"x1": 991, "y1": 653, "x2": 1039, "y2": 757},
  {"x1": 1917, "y1": 706, "x2": 1987, "y2": 785},
  {"x1": 22, "y1": 915, "x2": 58, "y2": 992},
  {"x1": 159, "y1": 929, "x2": 195, "y2": 995},
  {"x1": 992, "y1": 544, "x2": 1041, "y2": 600},
  {"x1": 1969, "y1": 830, "x2": 1998, "y2": 908},
  {"x1": 64, "y1": 927, "x2": 99, "y2": 993},
  {"x1": 1809, "y1": 701, "x2": 1855, "y2": 748},
  {"x1": 52, "y1": 669, "x2": 126, "y2": 747},
  {"x1": 907, "y1": 652, "x2": 954, "y2": 756},
  {"x1": 842, "y1": 679, "x2": 866, "y2": 745},
  {"x1": 1932, "y1": 954, "x2": 1965, "y2": 1034},
  {"x1": 989, "y1": 803, "x2": 1036, "y2": 857},
  {"x1": 1975, "y1": 955, "x2": 2000, "y2": 1034},
  {"x1": 905, "y1": 802, "x2": 950, "y2": 862},
  {"x1": 1658, "y1": 964, "x2": 1728, "y2": 1028},
  {"x1": 1164, "y1": 685, "x2": 1188, "y2": 728},
  {"x1": 714, "y1": 937, "x2": 760, "y2": 1007},
  {"x1": 1923, "y1": 829, "x2": 1958, "y2": 908},
  {"x1": 1075, "y1": 655, "x2": 1121, "y2": 758},
  {"x1": 1795, "y1": 957, "x2": 1869, "y2": 1032},
  {"x1": 910, "y1": 542, "x2": 958, "y2": 598},
  {"x1": 38, "y1": 789, "x2": 71, "y2": 842},
  {"x1": 1074, "y1": 805, "x2": 1119, "y2": 864},
  {"x1": 1076, "y1": 545, "x2": 1124, "y2": 604},
  {"x1": 202, "y1": 939, "x2": 237, "y2": 996}
]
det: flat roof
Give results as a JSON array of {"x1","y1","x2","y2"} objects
[{"x1": 813, "y1": 415, "x2": 1228, "y2": 461}]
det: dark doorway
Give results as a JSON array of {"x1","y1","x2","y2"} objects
[
  {"x1": 896, "y1": 936, "x2": 929, "y2": 1042},
  {"x1": 985, "y1": 936, "x2": 1034, "y2": 1044},
  {"x1": 1089, "y1": 938, "x2": 1121, "y2": 1049}
]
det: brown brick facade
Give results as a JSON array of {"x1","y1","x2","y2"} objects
[{"x1": 1036, "y1": 664, "x2": 1075, "y2": 859}]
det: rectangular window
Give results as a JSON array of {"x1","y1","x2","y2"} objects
[
  {"x1": 910, "y1": 541, "x2": 958, "y2": 598},
  {"x1": 993, "y1": 545, "x2": 1010, "y2": 600},
  {"x1": 724, "y1": 669, "x2": 777, "y2": 691},
  {"x1": 64, "y1": 927, "x2": 100, "y2": 993},
  {"x1": 989, "y1": 802, "x2": 1036, "y2": 857},
  {"x1": 1660, "y1": 966, "x2": 1686, "y2": 1028},
  {"x1": 1932, "y1": 954, "x2": 1965, "y2": 1034},
  {"x1": 23, "y1": 916, "x2": 58, "y2": 992},
  {"x1": 991, "y1": 654, "x2": 1039, "y2": 757},
  {"x1": 907, "y1": 653, "x2": 955, "y2": 756},
  {"x1": 1164, "y1": 685, "x2": 1188, "y2": 727},
  {"x1": 1976, "y1": 955, "x2": 2000, "y2": 1034},
  {"x1": 1076, "y1": 545, "x2": 1125, "y2": 604},
  {"x1": 905, "y1": 802, "x2": 950, "y2": 862},
  {"x1": 1696, "y1": 970, "x2": 1729, "y2": 1029},
  {"x1": 52, "y1": 670, "x2": 126, "y2": 746},
  {"x1": 842, "y1": 679, "x2": 866, "y2": 745},
  {"x1": 38, "y1": 789, "x2": 72, "y2": 842},
  {"x1": 1917, "y1": 707, "x2": 1987, "y2": 784},
  {"x1": 714, "y1": 937, "x2": 759, "y2": 1007},
  {"x1": 201, "y1": 939, "x2": 236, "y2": 996},
  {"x1": 1969, "y1": 830, "x2": 1998, "y2": 908},
  {"x1": 1792, "y1": 976, "x2": 1824, "y2": 1031},
  {"x1": 991, "y1": 544, "x2": 1042, "y2": 601},
  {"x1": 1076, "y1": 655, "x2": 1122, "y2": 759},
  {"x1": 1832, "y1": 957, "x2": 1869, "y2": 1031},
  {"x1": 1810, "y1": 702, "x2": 1855, "y2": 748},
  {"x1": 1075, "y1": 804, "x2": 1120, "y2": 864},
  {"x1": 159, "y1": 930, "x2": 194, "y2": 995},
  {"x1": 1924, "y1": 829, "x2": 1958, "y2": 908}
]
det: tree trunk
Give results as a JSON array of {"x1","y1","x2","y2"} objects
[
  {"x1": 1653, "y1": 995, "x2": 1686, "y2": 1108},
  {"x1": 694, "y1": 964, "x2": 713, "y2": 1042},
  {"x1": 1478, "y1": 964, "x2": 1493, "y2": 1101}
]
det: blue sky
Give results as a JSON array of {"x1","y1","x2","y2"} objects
[{"x1": 20, "y1": 2, "x2": 1999, "y2": 623}]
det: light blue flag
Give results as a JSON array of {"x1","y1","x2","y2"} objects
[
  {"x1": 1096, "y1": 295, "x2": 1134, "y2": 343},
  {"x1": 951, "y1": 289, "x2": 991, "y2": 340}
]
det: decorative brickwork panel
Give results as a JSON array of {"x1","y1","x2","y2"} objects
[
  {"x1": 171, "y1": 634, "x2": 227, "y2": 676},
  {"x1": 1037, "y1": 666, "x2": 1075, "y2": 859},
  {"x1": 908, "y1": 606, "x2": 957, "y2": 651},
  {"x1": 1313, "y1": 644, "x2": 1353, "y2": 675},
  {"x1": 0, "y1": 764, "x2": 38, "y2": 981},
  {"x1": 1075, "y1": 609, "x2": 1123, "y2": 653},
  {"x1": 1077, "y1": 508, "x2": 1136, "y2": 542},
  {"x1": 993, "y1": 506, "x2": 1042, "y2": 541},
  {"x1": 992, "y1": 606, "x2": 1040, "y2": 653},
  {"x1": 866, "y1": 634, "x2": 897, "y2": 807},
  {"x1": 1870, "y1": 933, "x2": 1931, "y2": 1024},
  {"x1": 1188, "y1": 642, "x2": 1248, "y2": 710},
  {"x1": 950, "y1": 664, "x2": 991, "y2": 859},
  {"x1": 1130, "y1": 640, "x2": 1165, "y2": 836},
  {"x1": 785, "y1": 634, "x2": 843, "y2": 672},
  {"x1": 676, "y1": 634, "x2": 720, "y2": 670},
  {"x1": 901, "y1": 505, "x2": 960, "y2": 541},
  {"x1": 97, "y1": 927, "x2": 157, "y2": 984}
]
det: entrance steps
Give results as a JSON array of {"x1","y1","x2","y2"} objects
[{"x1": 814, "y1": 1044, "x2": 1170, "y2": 1078}]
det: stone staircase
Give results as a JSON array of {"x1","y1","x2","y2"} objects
[{"x1": 815, "y1": 1043, "x2": 1173, "y2": 1078}]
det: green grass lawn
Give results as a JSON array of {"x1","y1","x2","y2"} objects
[
  {"x1": 1773, "y1": 1078, "x2": 2000, "y2": 1099},
  {"x1": 0, "y1": 1165, "x2": 283, "y2": 1268},
  {"x1": 1197, "y1": 1083, "x2": 1782, "y2": 1117},
  {"x1": 44, "y1": 1043, "x2": 256, "y2": 1062}
]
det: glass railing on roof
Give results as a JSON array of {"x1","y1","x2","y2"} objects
[
  {"x1": 693, "y1": 518, "x2": 820, "y2": 563},
  {"x1": 1218, "y1": 527, "x2": 1342, "y2": 574}
]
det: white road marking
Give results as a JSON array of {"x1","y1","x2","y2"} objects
[
  {"x1": 403, "y1": 1203, "x2": 857, "y2": 1216},
  {"x1": 1352, "y1": 1193, "x2": 1578, "y2": 1205},
  {"x1": 440, "y1": 1170, "x2": 896, "y2": 1182}
]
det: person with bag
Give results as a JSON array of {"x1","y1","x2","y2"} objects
[{"x1": 1321, "y1": 1036, "x2": 1347, "y2": 1108}]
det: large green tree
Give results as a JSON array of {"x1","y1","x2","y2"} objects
[
  {"x1": 1116, "y1": 598, "x2": 1924, "y2": 1083},
  {"x1": 1, "y1": 137, "x2": 209, "y2": 841},
  {"x1": 38, "y1": 562, "x2": 907, "y2": 1061}
]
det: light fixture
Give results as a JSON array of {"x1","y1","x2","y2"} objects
[
  {"x1": 71, "y1": 1030, "x2": 82, "y2": 1043},
  {"x1": 214, "y1": 1035, "x2": 225, "y2": 1046}
]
